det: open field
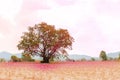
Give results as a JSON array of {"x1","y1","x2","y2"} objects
[{"x1": 0, "y1": 61, "x2": 120, "y2": 80}]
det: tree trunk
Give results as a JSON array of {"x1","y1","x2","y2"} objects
[{"x1": 41, "y1": 56, "x2": 50, "y2": 63}]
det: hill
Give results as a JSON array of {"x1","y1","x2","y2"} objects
[
  {"x1": 107, "y1": 51, "x2": 120, "y2": 58},
  {"x1": 0, "y1": 51, "x2": 12, "y2": 60},
  {"x1": 68, "y1": 54, "x2": 92, "y2": 60},
  {"x1": 0, "y1": 51, "x2": 120, "y2": 61},
  {"x1": 0, "y1": 51, "x2": 42, "y2": 61}
]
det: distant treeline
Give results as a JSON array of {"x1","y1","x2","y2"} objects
[{"x1": 0, "y1": 50, "x2": 120, "y2": 63}]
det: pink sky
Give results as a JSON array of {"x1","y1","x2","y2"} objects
[{"x1": 0, "y1": 0, "x2": 120, "y2": 57}]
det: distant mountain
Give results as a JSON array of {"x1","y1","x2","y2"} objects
[
  {"x1": 0, "y1": 52, "x2": 93, "y2": 61},
  {"x1": 13, "y1": 53, "x2": 42, "y2": 60},
  {"x1": 0, "y1": 51, "x2": 22, "y2": 61},
  {"x1": 14, "y1": 53, "x2": 22, "y2": 58},
  {"x1": 68, "y1": 54, "x2": 92, "y2": 60},
  {"x1": 32, "y1": 56, "x2": 43, "y2": 60},
  {"x1": 0, "y1": 51, "x2": 42, "y2": 61},
  {"x1": 0, "y1": 51, "x2": 12, "y2": 60},
  {"x1": 0, "y1": 51, "x2": 119, "y2": 61},
  {"x1": 0, "y1": 52, "x2": 95, "y2": 61},
  {"x1": 107, "y1": 51, "x2": 120, "y2": 58},
  {"x1": 67, "y1": 52, "x2": 120, "y2": 60}
]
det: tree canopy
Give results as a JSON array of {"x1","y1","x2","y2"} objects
[
  {"x1": 17, "y1": 22, "x2": 74, "y2": 63},
  {"x1": 99, "y1": 50, "x2": 107, "y2": 61},
  {"x1": 11, "y1": 55, "x2": 21, "y2": 62},
  {"x1": 21, "y1": 53, "x2": 35, "y2": 62}
]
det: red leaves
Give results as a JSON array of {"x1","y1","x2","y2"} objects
[{"x1": 17, "y1": 22, "x2": 74, "y2": 60}]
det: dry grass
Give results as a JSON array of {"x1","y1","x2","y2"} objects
[{"x1": 0, "y1": 61, "x2": 119, "y2": 80}]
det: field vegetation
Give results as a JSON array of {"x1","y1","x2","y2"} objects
[{"x1": 0, "y1": 61, "x2": 119, "y2": 80}]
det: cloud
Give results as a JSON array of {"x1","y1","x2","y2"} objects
[
  {"x1": 0, "y1": 33, "x2": 4, "y2": 39},
  {"x1": 54, "y1": 0, "x2": 78, "y2": 6},
  {"x1": 0, "y1": 0, "x2": 120, "y2": 56},
  {"x1": 95, "y1": 0, "x2": 120, "y2": 16},
  {"x1": 0, "y1": 16, "x2": 19, "y2": 53},
  {"x1": 0, "y1": 17, "x2": 14, "y2": 35},
  {"x1": 14, "y1": 0, "x2": 120, "y2": 56},
  {"x1": 15, "y1": 0, "x2": 53, "y2": 32},
  {"x1": 0, "y1": 0, "x2": 22, "y2": 19},
  {"x1": 18, "y1": 0, "x2": 51, "y2": 15}
]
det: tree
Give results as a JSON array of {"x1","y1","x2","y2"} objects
[
  {"x1": 99, "y1": 50, "x2": 107, "y2": 61},
  {"x1": 21, "y1": 53, "x2": 35, "y2": 62},
  {"x1": 51, "y1": 53, "x2": 68, "y2": 62},
  {"x1": 91, "y1": 57, "x2": 95, "y2": 61},
  {"x1": 108, "y1": 57, "x2": 113, "y2": 61},
  {"x1": 17, "y1": 22, "x2": 74, "y2": 63},
  {"x1": 11, "y1": 55, "x2": 21, "y2": 62},
  {"x1": 118, "y1": 53, "x2": 120, "y2": 60},
  {"x1": 81, "y1": 58, "x2": 86, "y2": 61},
  {"x1": 0, "y1": 58, "x2": 6, "y2": 62}
]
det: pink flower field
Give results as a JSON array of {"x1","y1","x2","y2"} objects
[{"x1": 0, "y1": 61, "x2": 120, "y2": 80}]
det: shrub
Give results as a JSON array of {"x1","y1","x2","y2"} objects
[
  {"x1": 11, "y1": 55, "x2": 19, "y2": 62},
  {"x1": 81, "y1": 58, "x2": 86, "y2": 61},
  {"x1": 91, "y1": 57, "x2": 95, "y2": 61},
  {"x1": 21, "y1": 53, "x2": 35, "y2": 62},
  {"x1": 0, "y1": 58, "x2": 6, "y2": 62}
]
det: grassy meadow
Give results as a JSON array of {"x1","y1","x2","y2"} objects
[{"x1": 0, "y1": 61, "x2": 119, "y2": 80}]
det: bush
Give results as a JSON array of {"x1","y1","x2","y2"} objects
[
  {"x1": 91, "y1": 57, "x2": 95, "y2": 61},
  {"x1": 11, "y1": 55, "x2": 20, "y2": 62},
  {"x1": 21, "y1": 53, "x2": 35, "y2": 62},
  {"x1": 0, "y1": 58, "x2": 6, "y2": 62},
  {"x1": 29, "y1": 59, "x2": 35, "y2": 62},
  {"x1": 81, "y1": 58, "x2": 86, "y2": 61},
  {"x1": 108, "y1": 57, "x2": 113, "y2": 61}
]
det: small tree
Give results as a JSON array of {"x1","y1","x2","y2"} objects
[
  {"x1": 91, "y1": 57, "x2": 95, "y2": 61},
  {"x1": 0, "y1": 58, "x2": 6, "y2": 62},
  {"x1": 99, "y1": 50, "x2": 107, "y2": 61},
  {"x1": 118, "y1": 53, "x2": 120, "y2": 60},
  {"x1": 81, "y1": 58, "x2": 86, "y2": 61},
  {"x1": 53, "y1": 53, "x2": 68, "y2": 61},
  {"x1": 17, "y1": 22, "x2": 74, "y2": 63},
  {"x1": 11, "y1": 55, "x2": 19, "y2": 62},
  {"x1": 108, "y1": 57, "x2": 113, "y2": 61},
  {"x1": 22, "y1": 53, "x2": 35, "y2": 62}
]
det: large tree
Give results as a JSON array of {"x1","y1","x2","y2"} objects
[{"x1": 17, "y1": 22, "x2": 74, "y2": 63}]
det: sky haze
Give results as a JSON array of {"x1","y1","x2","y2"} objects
[{"x1": 0, "y1": 0, "x2": 120, "y2": 57}]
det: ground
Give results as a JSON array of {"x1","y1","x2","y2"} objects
[{"x1": 0, "y1": 61, "x2": 119, "y2": 80}]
